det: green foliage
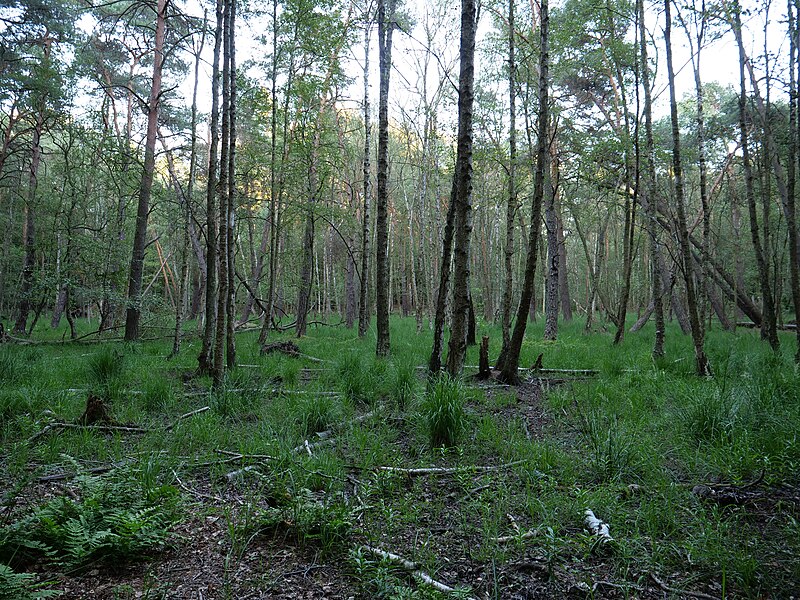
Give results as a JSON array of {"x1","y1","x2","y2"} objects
[
  {"x1": 336, "y1": 353, "x2": 376, "y2": 406},
  {"x1": 295, "y1": 394, "x2": 338, "y2": 437},
  {"x1": 0, "y1": 564, "x2": 59, "y2": 600},
  {"x1": 0, "y1": 348, "x2": 23, "y2": 384},
  {"x1": 578, "y1": 411, "x2": 635, "y2": 482},
  {"x1": 140, "y1": 377, "x2": 174, "y2": 413},
  {"x1": 421, "y1": 375, "x2": 465, "y2": 448},
  {"x1": 390, "y1": 360, "x2": 417, "y2": 411},
  {"x1": 86, "y1": 349, "x2": 125, "y2": 400},
  {"x1": 0, "y1": 464, "x2": 180, "y2": 569}
]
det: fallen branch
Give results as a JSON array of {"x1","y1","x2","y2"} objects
[
  {"x1": 28, "y1": 406, "x2": 210, "y2": 444},
  {"x1": 373, "y1": 459, "x2": 532, "y2": 477},
  {"x1": 650, "y1": 573, "x2": 719, "y2": 600},
  {"x1": 293, "y1": 411, "x2": 377, "y2": 454},
  {"x1": 584, "y1": 509, "x2": 613, "y2": 541},
  {"x1": 491, "y1": 514, "x2": 540, "y2": 543},
  {"x1": 359, "y1": 545, "x2": 477, "y2": 599},
  {"x1": 164, "y1": 406, "x2": 211, "y2": 431}
]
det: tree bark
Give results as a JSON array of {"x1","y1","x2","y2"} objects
[
  {"x1": 124, "y1": 0, "x2": 167, "y2": 341},
  {"x1": 731, "y1": 1, "x2": 779, "y2": 351},
  {"x1": 359, "y1": 13, "x2": 373, "y2": 338},
  {"x1": 498, "y1": 0, "x2": 549, "y2": 385},
  {"x1": 444, "y1": 0, "x2": 478, "y2": 376},
  {"x1": 198, "y1": 0, "x2": 224, "y2": 375},
  {"x1": 665, "y1": 0, "x2": 711, "y2": 375},
  {"x1": 375, "y1": 0, "x2": 397, "y2": 357},
  {"x1": 638, "y1": 0, "x2": 665, "y2": 357}
]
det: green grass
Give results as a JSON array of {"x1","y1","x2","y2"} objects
[{"x1": 1, "y1": 314, "x2": 799, "y2": 597}]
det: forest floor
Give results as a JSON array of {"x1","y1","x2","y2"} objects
[{"x1": 1, "y1": 317, "x2": 800, "y2": 599}]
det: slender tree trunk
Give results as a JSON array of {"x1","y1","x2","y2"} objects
[
  {"x1": 787, "y1": 0, "x2": 800, "y2": 362},
  {"x1": 499, "y1": 0, "x2": 517, "y2": 367},
  {"x1": 258, "y1": 0, "x2": 285, "y2": 345},
  {"x1": 375, "y1": 0, "x2": 397, "y2": 357},
  {"x1": 172, "y1": 20, "x2": 206, "y2": 357},
  {"x1": 665, "y1": 0, "x2": 711, "y2": 375},
  {"x1": 359, "y1": 15, "x2": 373, "y2": 338},
  {"x1": 498, "y1": 0, "x2": 549, "y2": 384},
  {"x1": 225, "y1": 0, "x2": 237, "y2": 371},
  {"x1": 543, "y1": 131, "x2": 559, "y2": 341},
  {"x1": 198, "y1": 0, "x2": 224, "y2": 375},
  {"x1": 445, "y1": 0, "x2": 477, "y2": 376},
  {"x1": 731, "y1": 1, "x2": 779, "y2": 351},
  {"x1": 14, "y1": 99, "x2": 46, "y2": 335},
  {"x1": 124, "y1": 0, "x2": 167, "y2": 341},
  {"x1": 638, "y1": 0, "x2": 665, "y2": 357},
  {"x1": 213, "y1": 0, "x2": 232, "y2": 387}
]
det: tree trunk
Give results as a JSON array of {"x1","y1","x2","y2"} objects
[
  {"x1": 213, "y1": 0, "x2": 232, "y2": 387},
  {"x1": 225, "y1": 0, "x2": 237, "y2": 371},
  {"x1": 665, "y1": 0, "x2": 711, "y2": 375},
  {"x1": 172, "y1": 21, "x2": 205, "y2": 358},
  {"x1": 444, "y1": 0, "x2": 477, "y2": 376},
  {"x1": 358, "y1": 15, "x2": 373, "y2": 338},
  {"x1": 375, "y1": 0, "x2": 397, "y2": 357},
  {"x1": 499, "y1": 0, "x2": 517, "y2": 366},
  {"x1": 14, "y1": 107, "x2": 45, "y2": 335},
  {"x1": 124, "y1": 0, "x2": 167, "y2": 342},
  {"x1": 787, "y1": 0, "x2": 800, "y2": 361},
  {"x1": 498, "y1": 0, "x2": 549, "y2": 385},
  {"x1": 198, "y1": 0, "x2": 224, "y2": 375},
  {"x1": 732, "y1": 1, "x2": 779, "y2": 351},
  {"x1": 543, "y1": 134, "x2": 559, "y2": 341},
  {"x1": 638, "y1": 0, "x2": 665, "y2": 357}
]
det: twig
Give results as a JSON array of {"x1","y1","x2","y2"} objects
[
  {"x1": 650, "y1": 573, "x2": 720, "y2": 600},
  {"x1": 359, "y1": 545, "x2": 477, "y2": 599},
  {"x1": 164, "y1": 406, "x2": 210, "y2": 431},
  {"x1": 172, "y1": 469, "x2": 226, "y2": 503}
]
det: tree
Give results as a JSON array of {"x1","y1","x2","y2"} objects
[
  {"x1": 375, "y1": 0, "x2": 397, "y2": 357},
  {"x1": 444, "y1": 0, "x2": 478, "y2": 376},
  {"x1": 498, "y1": 0, "x2": 549, "y2": 385},
  {"x1": 123, "y1": 0, "x2": 168, "y2": 341},
  {"x1": 665, "y1": 0, "x2": 711, "y2": 375}
]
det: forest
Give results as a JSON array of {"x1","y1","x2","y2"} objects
[{"x1": 1, "y1": 0, "x2": 799, "y2": 597}]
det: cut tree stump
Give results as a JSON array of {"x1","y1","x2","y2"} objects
[{"x1": 77, "y1": 393, "x2": 114, "y2": 425}]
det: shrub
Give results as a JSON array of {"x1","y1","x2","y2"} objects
[{"x1": 421, "y1": 375, "x2": 465, "y2": 448}]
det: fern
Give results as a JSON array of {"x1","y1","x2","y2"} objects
[
  {"x1": 0, "y1": 564, "x2": 60, "y2": 600},
  {"x1": 0, "y1": 463, "x2": 180, "y2": 569}
]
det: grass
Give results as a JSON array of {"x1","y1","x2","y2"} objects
[{"x1": 0, "y1": 314, "x2": 799, "y2": 597}]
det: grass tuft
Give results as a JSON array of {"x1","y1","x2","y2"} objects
[{"x1": 421, "y1": 374, "x2": 465, "y2": 448}]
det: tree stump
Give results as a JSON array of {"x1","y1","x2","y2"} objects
[
  {"x1": 77, "y1": 393, "x2": 114, "y2": 426},
  {"x1": 478, "y1": 336, "x2": 491, "y2": 380}
]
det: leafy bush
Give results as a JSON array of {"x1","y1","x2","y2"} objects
[
  {"x1": 421, "y1": 375, "x2": 465, "y2": 448},
  {"x1": 0, "y1": 464, "x2": 180, "y2": 569}
]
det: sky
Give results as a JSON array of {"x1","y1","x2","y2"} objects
[{"x1": 158, "y1": 0, "x2": 791, "y2": 142}]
